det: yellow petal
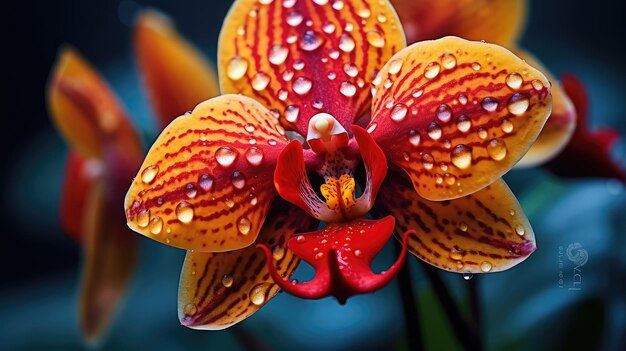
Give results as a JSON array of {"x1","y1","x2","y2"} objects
[
  {"x1": 369, "y1": 36, "x2": 552, "y2": 200},
  {"x1": 134, "y1": 10, "x2": 220, "y2": 129}
]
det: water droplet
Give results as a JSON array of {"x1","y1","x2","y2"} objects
[
  {"x1": 451, "y1": 144, "x2": 472, "y2": 169},
  {"x1": 149, "y1": 216, "x2": 163, "y2": 234},
  {"x1": 231, "y1": 171, "x2": 246, "y2": 190},
  {"x1": 286, "y1": 10, "x2": 303, "y2": 26},
  {"x1": 227, "y1": 56, "x2": 248, "y2": 80},
  {"x1": 507, "y1": 93, "x2": 530, "y2": 115},
  {"x1": 422, "y1": 153, "x2": 434, "y2": 170},
  {"x1": 354, "y1": 249, "x2": 362, "y2": 257},
  {"x1": 424, "y1": 62, "x2": 441, "y2": 79},
  {"x1": 456, "y1": 115, "x2": 471, "y2": 133},
  {"x1": 472, "y1": 62, "x2": 481, "y2": 71},
  {"x1": 501, "y1": 118, "x2": 514, "y2": 133},
  {"x1": 332, "y1": 0, "x2": 344, "y2": 10},
  {"x1": 272, "y1": 245, "x2": 285, "y2": 260},
  {"x1": 312, "y1": 99, "x2": 324, "y2": 109},
  {"x1": 477, "y1": 128, "x2": 488, "y2": 140},
  {"x1": 225, "y1": 198, "x2": 235, "y2": 208},
  {"x1": 412, "y1": 89, "x2": 423, "y2": 98},
  {"x1": 284, "y1": 105, "x2": 300, "y2": 123},
  {"x1": 328, "y1": 71, "x2": 337, "y2": 80},
  {"x1": 198, "y1": 174, "x2": 213, "y2": 192},
  {"x1": 221, "y1": 274, "x2": 233, "y2": 287},
  {"x1": 137, "y1": 209, "x2": 150, "y2": 228},
  {"x1": 293, "y1": 59, "x2": 305, "y2": 70},
  {"x1": 322, "y1": 21, "x2": 336, "y2": 34},
  {"x1": 245, "y1": 146, "x2": 264, "y2": 166},
  {"x1": 458, "y1": 94, "x2": 468, "y2": 105},
  {"x1": 250, "y1": 284, "x2": 269, "y2": 305},
  {"x1": 282, "y1": 69, "x2": 294, "y2": 81},
  {"x1": 184, "y1": 183, "x2": 198, "y2": 199},
  {"x1": 487, "y1": 139, "x2": 507, "y2": 161},
  {"x1": 300, "y1": 30, "x2": 324, "y2": 51},
  {"x1": 293, "y1": 77, "x2": 312, "y2": 95},
  {"x1": 531, "y1": 79, "x2": 544, "y2": 90},
  {"x1": 313, "y1": 0, "x2": 328, "y2": 4},
  {"x1": 515, "y1": 224, "x2": 525, "y2": 236},
  {"x1": 427, "y1": 122, "x2": 442, "y2": 140},
  {"x1": 251, "y1": 72, "x2": 270, "y2": 91},
  {"x1": 283, "y1": 0, "x2": 296, "y2": 8},
  {"x1": 296, "y1": 235, "x2": 305, "y2": 243},
  {"x1": 377, "y1": 13, "x2": 387, "y2": 23},
  {"x1": 238, "y1": 217, "x2": 252, "y2": 235},
  {"x1": 435, "y1": 174, "x2": 443, "y2": 184},
  {"x1": 480, "y1": 261, "x2": 493, "y2": 272},
  {"x1": 344, "y1": 63, "x2": 358, "y2": 77},
  {"x1": 481, "y1": 97, "x2": 498, "y2": 112},
  {"x1": 141, "y1": 165, "x2": 159, "y2": 184},
  {"x1": 449, "y1": 248, "x2": 465, "y2": 260},
  {"x1": 315, "y1": 252, "x2": 325, "y2": 260},
  {"x1": 269, "y1": 45, "x2": 288, "y2": 65},
  {"x1": 357, "y1": 7, "x2": 371, "y2": 18},
  {"x1": 391, "y1": 103, "x2": 408, "y2": 122},
  {"x1": 176, "y1": 201, "x2": 194, "y2": 223},
  {"x1": 183, "y1": 303, "x2": 197, "y2": 316},
  {"x1": 338, "y1": 33, "x2": 355, "y2": 52},
  {"x1": 408, "y1": 130, "x2": 421, "y2": 146},
  {"x1": 441, "y1": 53, "x2": 457, "y2": 69},
  {"x1": 340, "y1": 81, "x2": 357, "y2": 97},
  {"x1": 367, "y1": 123, "x2": 377, "y2": 133},
  {"x1": 436, "y1": 104, "x2": 452, "y2": 123},
  {"x1": 366, "y1": 30, "x2": 385, "y2": 48},
  {"x1": 215, "y1": 146, "x2": 237, "y2": 167},
  {"x1": 278, "y1": 89, "x2": 288, "y2": 101},
  {"x1": 506, "y1": 72, "x2": 523, "y2": 90},
  {"x1": 463, "y1": 273, "x2": 473, "y2": 280},
  {"x1": 458, "y1": 222, "x2": 468, "y2": 232},
  {"x1": 244, "y1": 124, "x2": 255, "y2": 133}
]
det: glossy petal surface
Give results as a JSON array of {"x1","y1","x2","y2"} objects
[
  {"x1": 369, "y1": 36, "x2": 552, "y2": 200},
  {"x1": 79, "y1": 145, "x2": 139, "y2": 343},
  {"x1": 391, "y1": 0, "x2": 526, "y2": 46},
  {"x1": 259, "y1": 216, "x2": 409, "y2": 304},
  {"x1": 376, "y1": 169, "x2": 535, "y2": 273},
  {"x1": 134, "y1": 10, "x2": 220, "y2": 129},
  {"x1": 546, "y1": 74, "x2": 626, "y2": 182},
  {"x1": 48, "y1": 47, "x2": 142, "y2": 158},
  {"x1": 178, "y1": 200, "x2": 316, "y2": 330},
  {"x1": 125, "y1": 95, "x2": 288, "y2": 252},
  {"x1": 60, "y1": 151, "x2": 103, "y2": 242},
  {"x1": 218, "y1": 0, "x2": 406, "y2": 136},
  {"x1": 516, "y1": 50, "x2": 576, "y2": 167}
]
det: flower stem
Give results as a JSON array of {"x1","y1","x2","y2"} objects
[
  {"x1": 419, "y1": 262, "x2": 483, "y2": 351},
  {"x1": 394, "y1": 241, "x2": 423, "y2": 351}
]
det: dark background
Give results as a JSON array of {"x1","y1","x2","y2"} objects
[{"x1": 1, "y1": 0, "x2": 625, "y2": 350}]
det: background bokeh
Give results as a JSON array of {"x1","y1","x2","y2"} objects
[{"x1": 1, "y1": 0, "x2": 625, "y2": 350}]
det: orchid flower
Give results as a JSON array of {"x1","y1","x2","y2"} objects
[
  {"x1": 124, "y1": 0, "x2": 552, "y2": 330},
  {"x1": 392, "y1": 0, "x2": 625, "y2": 180},
  {"x1": 47, "y1": 11, "x2": 219, "y2": 342}
]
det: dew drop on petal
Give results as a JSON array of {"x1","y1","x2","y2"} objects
[
  {"x1": 285, "y1": 105, "x2": 300, "y2": 122},
  {"x1": 436, "y1": 104, "x2": 452, "y2": 123},
  {"x1": 481, "y1": 97, "x2": 499, "y2": 112},
  {"x1": 388, "y1": 59, "x2": 403, "y2": 75},
  {"x1": 515, "y1": 224, "x2": 525, "y2": 236},
  {"x1": 231, "y1": 171, "x2": 246, "y2": 190},
  {"x1": 149, "y1": 216, "x2": 163, "y2": 234},
  {"x1": 222, "y1": 274, "x2": 233, "y2": 287},
  {"x1": 441, "y1": 53, "x2": 457, "y2": 69},
  {"x1": 250, "y1": 283, "x2": 269, "y2": 305},
  {"x1": 477, "y1": 128, "x2": 488, "y2": 140},
  {"x1": 272, "y1": 245, "x2": 285, "y2": 260},
  {"x1": 451, "y1": 144, "x2": 472, "y2": 169},
  {"x1": 137, "y1": 209, "x2": 150, "y2": 228},
  {"x1": 269, "y1": 45, "x2": 289, "y2": 65},
  {"x1": 449, "y1": 247, "x2": 464, "y2": 260},
  {"x1": 531, "y1": 79, "x2": 544, "y2": 90},
  {"x1": 424, "y1": 62, "x2": 441, "y2": 79},
  {"x1": 215, "y1": 146, "x2": 237, "y2": 167},
  {"x1": 507, "y1": 93, "x2": 530, "y2": 115},
  {"x1": 338, "y1": 33, "x2": 355, "y2": 52},
  {"x1": 422, "y1": 153, "x2": 434, "y2": 170},
  {"x1": 184, "y1": 183, "x2": 198, "y2": 199},
  {"x1": 183, "y1": 303, "x2": 197, "y2": 316},
  {"x1": 427, "y1": 122, "x2": 442, "y2": 140},
  {"x1": 391, "y1": 103, "x2": 408, "y2": 122},
  {"x1": 366, "y1": 30, "x2": 385, "y2": 48},
  {"x1": 408, "y1": 130, "x2": 421, "y2": 146},
  {"x1": 340, "y1": 81, "x2": 357, "y2": 97},
  {"x1": 501, "y1": 118, "x2": 514, "y2": 133},
  {"x1": 286, "y1": 10, "x2": 303, "y2": 26},
  {"x1": 176, "y1": 201, "x2": 194, "y2": 223},
  {"x1": 456, "y1": 115, "x2": 471, "y2": 133},
  {"x1": 300, "y1": 30, "x2": 324, "y2": 51},
  {"x1": 458, "y1": 94, "x2": 468, "y2": 105},
  {"x1": 458, "y1": 222, "x2": 468, "y2": 232},
  {"x1": 480, "y1": 261, "x2": 493, "y2": 272},
  {"x1": 238, "y1": 217, "x2": 252, "y2": 235},
  {"x1": 251, "y1": 72, "x2": 270, "y2": 91},
  {"x1": 227, "y1": 56, "x2": 248, "y2": 80},
  {"x1": 344, "y1": 63, "x2": 358, "y2": 77},
  {"x1": 198, "y1": 174, "x2": 214, "y2": 192},
  {"x1": 506, "y1": 72, "x2": 523, "y2": 90},
  {"x1": 322, "y1": 21, "x2": 336, "y2": 34},
  {"x1": 293, "y1": 77, "x2": 312, "y2": 95},
  {"x1": 141, "y1": 165, "x2": 158, "y2": 184},
  {"x1": 487, "y1": 139, "x2": 507, "y2": 161},
  {"x1": 472, "y1": 62, "x2": 481, "y2": 71}
]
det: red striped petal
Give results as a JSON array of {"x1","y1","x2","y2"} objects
[
  {"x1": 218, "y1": 0, "x2": 406, "y2": 137},
  {"x1": 376, "y1": 169, "x2": 535, "y2": 273},
  {"x1": 134, "y1": 10, "x2": 220, "y2": 129},
  {"x1": 391, "y1": 0, "x2": 526, "y2": 46},
  {"x1": 125, "y1": 95, "x2": 288, "y2": 252},
  {"x1": 178, "y1": 200, "x2": 317, "y2": 330},
  {"x1": 368, "y1": 36, "x2": 552, "y2": 200},
  {"x1": 259, "y1": 216, "x2": 410, "y2": 304},
  {"x1": 47, "y1": 47, "x2": 142, "y2": 159}
]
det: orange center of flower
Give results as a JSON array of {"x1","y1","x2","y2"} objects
[{"x1": 320, "y1": 174, "x2": 356, "y2": 218}]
